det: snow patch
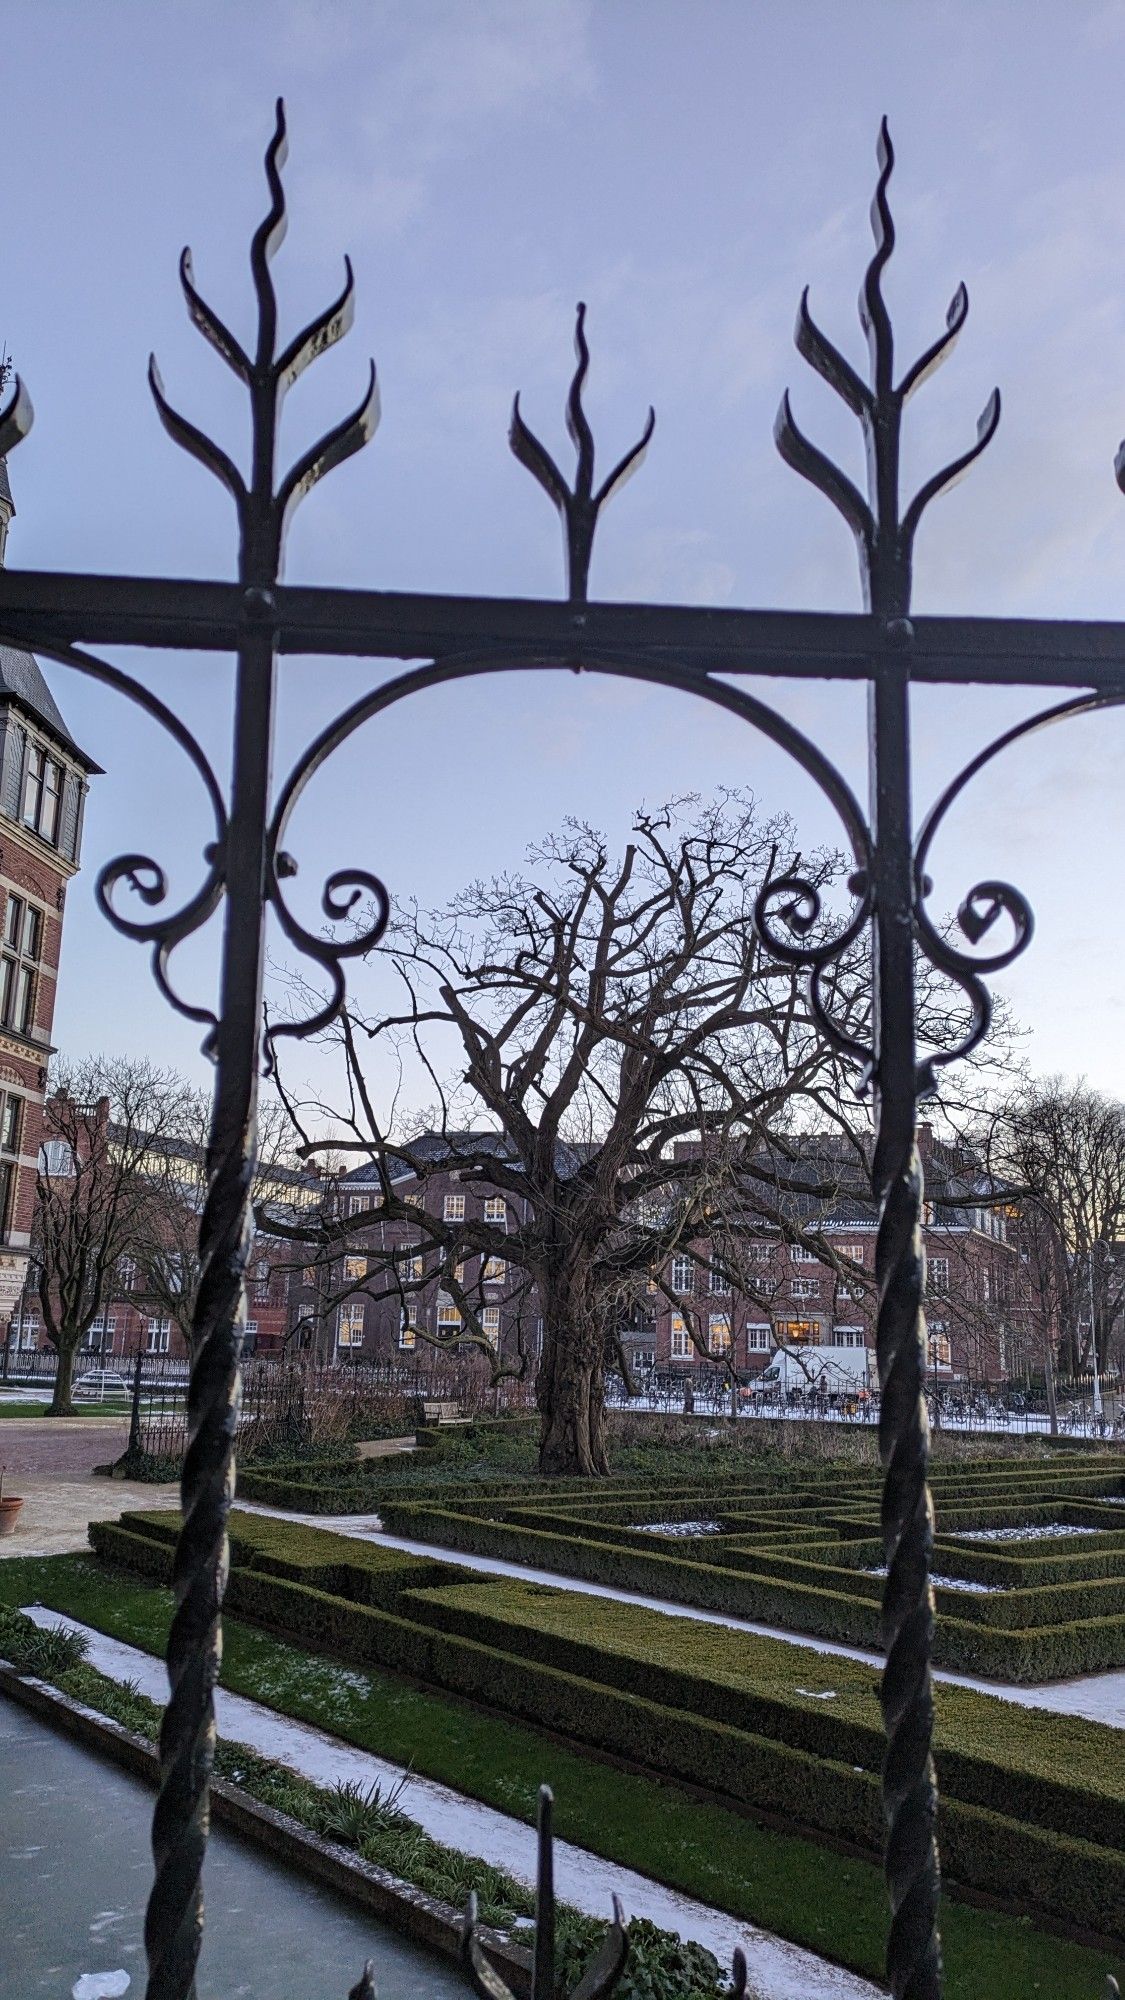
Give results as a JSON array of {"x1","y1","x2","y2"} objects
[
  {"x1": 73, "y1": 1975, "x2": 130, "y2": 1999},
  {"x1": 953, "y1": 1524, "x2": 1102, "y2": 1543},
  {"x1": 634, "y1": 1520, "x2": 724, "y2": 1537}
]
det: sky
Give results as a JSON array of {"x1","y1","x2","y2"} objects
[{"x1": 4, "y1": 1, "x2": 1125, "y2": 1116}]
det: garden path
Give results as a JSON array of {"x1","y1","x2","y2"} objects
[{"x1": 20, "y1": 1606, "x2": 880, "y2": 2000}]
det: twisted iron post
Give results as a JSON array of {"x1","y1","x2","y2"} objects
[
  {"x1": 141, "y1": 103, "x2": 379, "y2": 2000},
  {"x1": 777, "y1": 120, "x2": 999, "y2": 1999}
]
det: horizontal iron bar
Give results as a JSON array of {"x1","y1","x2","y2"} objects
[{"x1": 4, "y1": 569, "x2": 1125, "y2": 688}]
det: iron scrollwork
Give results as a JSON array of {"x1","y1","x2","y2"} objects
[{"x1": 0, "y1": 90, "x2": 1118, "y2": 2000}]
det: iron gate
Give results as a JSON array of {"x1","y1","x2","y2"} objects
[{"x1": 0, "y1": 103, "x2": 1119, "y2": 2000}]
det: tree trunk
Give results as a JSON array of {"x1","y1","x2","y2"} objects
[
  {"x1": 48, "y1": 1336, "x2": 78, "y2": 1416},
  {"x1": 536, "y1": 1260, "x2": 609, "y2": 1476}
]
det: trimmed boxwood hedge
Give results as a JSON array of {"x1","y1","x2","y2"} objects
[
  {"x1": 88, "y1": 1517, "x2": 1125, "y2": 1945},
  {"x1": 375, "y1": 1499, "x2": 1125, "y2": 1679}
]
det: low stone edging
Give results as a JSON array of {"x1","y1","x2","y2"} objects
[{"x1": 0, "y1": 1659, "x2": 533, "y2": 1992}]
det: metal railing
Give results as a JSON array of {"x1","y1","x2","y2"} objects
[{"x1": 0, "y1": 101, "x2": 1120, "y2": 2000}]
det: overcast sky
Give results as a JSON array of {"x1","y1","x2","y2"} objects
[{"x1": 5, "y1": 1, "x2": 1125, "y2": 1114}]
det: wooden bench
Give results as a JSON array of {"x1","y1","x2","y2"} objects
[{"x1": 414, "y1": 1397, "x2": 471, "y2": 1430}]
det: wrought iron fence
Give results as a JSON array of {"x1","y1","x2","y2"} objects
[{"x1": 0, "y1": 101, "x2": 1121, "y2": 2000}]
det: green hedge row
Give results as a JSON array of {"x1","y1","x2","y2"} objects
[
  {"x1": 402, "y1": 1578, "x2": 1125, "y2": 1853},
  {"x1": 376, "y1": 1500, "x2": 1125, "y2": 1680},
  {"x1": 89, "y1": 1524, "x2": 1125, "y2": 1946}
]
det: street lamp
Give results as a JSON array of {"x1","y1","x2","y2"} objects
[{"x1": 1086, "y1": 1245, "x2": 1109, "y2": 1421}]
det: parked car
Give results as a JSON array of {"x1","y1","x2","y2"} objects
[{"x1": 73, "y1": 1367, "x2": 130, "y2": 1398}]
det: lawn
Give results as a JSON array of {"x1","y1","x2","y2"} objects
[{"x1": 3, "y1": 1548, "x2": 1121, "y2": 2000}]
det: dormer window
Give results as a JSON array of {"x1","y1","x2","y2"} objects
[{"x1": 22, "y1": 742, "x2": 64, "y2": 845}]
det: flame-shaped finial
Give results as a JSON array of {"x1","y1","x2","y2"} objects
[
  {"x1": 776, "y1": 119, "x2": 999, "y2": 618},
  {"x1": 511, "y1": 303, "x2": 654, "y2": 603}
]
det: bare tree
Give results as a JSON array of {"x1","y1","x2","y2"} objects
[
  {"x1": 270, "y1": 795, "x2": 889, "y2": 1473},
  {"x1": 32, "y1": 1057, "x2": 192, "y2": 1414},
  {"x1": 130, "y1": 1092, "x2": 303, "y2": 1358},
  {"x1": 982, "y1": 1076, "x2": 1125, "y2": 1404}
]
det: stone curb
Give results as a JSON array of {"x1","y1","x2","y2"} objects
[{"x1": 0, "y1": 1659, "x2": 534, "y2": 1992}]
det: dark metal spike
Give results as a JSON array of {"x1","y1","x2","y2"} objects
[
  {"x1": 276, "y1": 255, "x2": 357, "y2": 391},
  {"x1": 278, "y1": 359, "x2": 380, "y2": 531},
  {"x1": 594, "y1": 407, "x2": 655, "y2": 510},
  {"x1": 147, "y1": 355, "x2": 247, "y2": 506},
  {"x1": 901, "y1": 388, "x2": 1001, "y2": 549},
  {"x1": 179, "y1": 248, "x2": 252, "y2": 383},
  {"x1": 773, "y1": 390, "x2": 874, "y2": 551},
  {"x1": 249, "y1": 97, "x2": 289, "y2": 368},
  {"x1": 898, "y1": 282, "x2": 969, "y2": 404},
  {"x1": 347, "y1": 1960, "x2": 376, "y2": 2000},
  {"x1": 566, "y1": 302, "x2": 596, "y2": 497},
  {"x1": 795, "y1": 287, "x2": 870, "y2": 418},
  {"x1": 0, "y1": 369, "x2": 33, "y2": 461},
  {"x1": 532, "y1": 1785, "x2": 556, "y2": 2000},
  {"x1": 509, "y1": 392, "x2": 570, "y2": 510},
  {"x1": 860, "y1": 115, "x2": 896, "y2": 392},
  {"x1": 569, "y1": 1894, "x2": 628, "y2": 2000}
]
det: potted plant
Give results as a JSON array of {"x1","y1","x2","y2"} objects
[{"x1": 0, "y1": 1465, "x2": 23, "y2": 1536}]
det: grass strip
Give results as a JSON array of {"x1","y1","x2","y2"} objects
[{"x1": 3, "y1": 1551, "x2": 1121, "y2": 2000}]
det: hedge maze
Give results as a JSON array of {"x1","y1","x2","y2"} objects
[
  {"x1": 238, "y1": 1449, "x2": 1125, "y2": 1681},
  {"x1": 89, "y1": 1500, "x2": 1125, "y2": 1951}
]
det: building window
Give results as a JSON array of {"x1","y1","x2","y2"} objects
[
  {"x1": 791, "y1": 1278, "x2": 820, "y2": 1298},
  {"x1": 836, "y1": 1243, "x2": 866, "y2": 1263},
  {"x1": 146, "y1": 1316, "x2": 171, "y2": 1354},
  {"x1": 790, "y1": 1245, "x2": 817, "y2": 1264},
  {"x1": 928, "y1": 1256, "x2": 949, "y2": 1296},
  {"x1": 837, "y1": 1283, "x2": 863, "y2": 1302},
  {"x1": 833, "y1": 1326, "x2": 865, "y2": 1348},
  {"x1": 928, "y1": 1331, "x2": 952, "y2": 1369},
  {"x1": 118, "y1": 1257, "x2": 136, "y2": 1292},
  {"x1": 708, "y1": 1313, "x2": 731, "y2": 1356},
  {"x1": 483, "y1": 1306, "x2": 500, "y2": 1346},
  {"x1": 779, "y1": 1319, "x2": 818, "y2": 1344},
  {"x1": 708, "y1": 1265, "x2": 728, "y2": 1295},
  {"x1": 336, "y1": 1305, "x2": 365, "y2": 1349},
  {"x1": 670, "y1": 1314, "x2": 691, "y2": 1360},
  {"x1": 21, "y1": 742, "x2": 64, "y2": 845},
  {"x1": 444, "y1": 1194, "x2": 465, "y2": 1222},
  {"x1": 347, "y1": 1194, "x2": 371, "y2": 1216},
  {"x1": 750, "y1": 1243, "x2": 773, "y2": 1262},
  {"x1": 484, "y1": 1197, "x2": 506, "y2": 1224},
  {"x1": 399, "y1": 1303, "x2": 417, "y2": 1350},
  {"x1": 483, "y1": 1257, "x2": 506, "y2": 1284},
  {"x1": 1, "y1": 896, "x2": 41, "y2": 1037},
  {"x1": 344, "y1": 1255, "x2": 368, "y2": 1281},
  {"x1": 0, "y1": 1093, "x2": 22, "y2": 1237},
  {"x1": 437, "y1": 1301, "x2": 462, "y2": 1332},
  {"x1": 671, "y1": 1254, "x2": 694, "y2": 1294},
  {"x1": 746, "y1": 1324, "x2": 771, "y2": 1351}
]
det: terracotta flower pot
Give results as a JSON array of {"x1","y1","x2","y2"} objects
[{"x1": 0, "y1": 1495, "x2": 24, "y2": 1536}]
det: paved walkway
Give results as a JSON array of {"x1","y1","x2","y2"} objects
[
  {"x1": 0, "y1": 1416, "x2": 178, "y2": 1559},
  {"x1": 21, "y1": 1607, "x2": 880, "y2": 2000}
]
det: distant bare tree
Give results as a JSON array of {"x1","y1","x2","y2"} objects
[{"x1": 32, "y1": 1057, "x2": 191, "y2": 1413}]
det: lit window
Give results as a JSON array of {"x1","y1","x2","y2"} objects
[
  {"x1": 671, "y1": 1255, "x2": 693, "y2": 1293},
  {"x1": 836, "y1": 1243, "x2": 866, "y2": 1263},
  {"x1": 484, "y1": 1197, "x2": 506, "y2": 1223},
  {"x1": 437, "y1": 1301, "x2": 462, "y2": 1331},
  {"x1": 444, "y1": 1194, "x2": 466, "y2": 1222},
  {"x1": 483, "y1": 1257, "x2": 506, "y2": 1284},
  {"x1": 399, "y1": 1303, "x2": 417, "y2": 1350},
  {"x1": 779, "y1": 1320, "x2": 818, "y2": 1344},
  {"x1": 337, "y1": 1305, "x2": 365, "y2": 1349},
  {"x1": 482, "y1": 1305, "x2": 500, "y2": 1345},
  {"x1": 928, "y1": 1332, "x2": 952, "y2": 1369},
  {"x1": 670, "y1": 1314, "x2": 692, "y2": 1359},
  {"x1": 708, "y1": 1314, "x2": 731, "y2": 1356},
  {"x1": 344, "y1": 1256, "x2": 367, "y2": 1280}
]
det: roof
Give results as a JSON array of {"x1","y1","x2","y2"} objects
[
  {"x1": 339, "y1": 1129, "x2": 598, "y2": 1185},
  {"x1": 0, "y1": 459, "x2": 100, "y2": 772}
]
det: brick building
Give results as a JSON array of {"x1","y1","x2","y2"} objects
[
  {"x1": 288, "y1": 1124, "x2": 1029, "y2": 1390},
  {"x1": 0, "y1": 459, "x2": 98, "y2": 1332}
]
